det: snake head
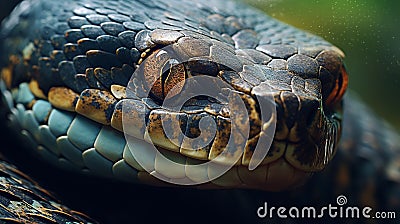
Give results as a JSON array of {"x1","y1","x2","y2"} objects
[
  {"x1": 0, "y1": 0, "x2": 348, "y2": 191},
  {"x1": 127, "y1": 28, "x2": 348, "y2": 191}
]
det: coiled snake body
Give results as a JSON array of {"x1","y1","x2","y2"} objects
[{"x1": 0, "y1": 0, "x2": 399, "y2": 223}]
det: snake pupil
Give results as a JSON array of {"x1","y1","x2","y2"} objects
[
  {"x1": 143, "y1": 49, "x2": 187, "y2": 102},
  {"x1": 162, "y1": 61, "x2": 186, "y2": 99}
]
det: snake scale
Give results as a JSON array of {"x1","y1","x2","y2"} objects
[{"x1": 0, "y1": 0, "x2": 399, "y2": 223}]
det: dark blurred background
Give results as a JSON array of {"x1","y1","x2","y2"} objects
[{"x1": 1, "y1": 0, "x2": 399, "y2": 131}]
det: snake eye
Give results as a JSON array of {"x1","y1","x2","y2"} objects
[
  {"x1": 325, "y1": 65, "x2": 348, "y2": 107},
  {"x1": 143, "y1": 49, "x2": 186, "y2": 101}
]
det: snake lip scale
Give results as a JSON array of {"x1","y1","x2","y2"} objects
[{"x1": 0, "y1": 0, "x2": 399, "y2": 223}]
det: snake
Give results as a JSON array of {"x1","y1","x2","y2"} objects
[{"x1": 0, "y1": 0, "x2": 399, "y2": 223}]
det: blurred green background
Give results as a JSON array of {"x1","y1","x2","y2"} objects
[
  {"x1": 1, "y1": 0, "x2": 399, "y2": 130},
  {"x1": 244, "y1": 0, "x2": 400, "y2": 130}
]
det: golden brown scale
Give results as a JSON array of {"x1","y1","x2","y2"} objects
[
  {"x1": 117, "y1": 99, "x2": 147, "y2": 139},
  {"x1": 181, "y1": 118, "x2": 215, "y2": 160},
  {"x1": 146, "y1": 110, "x2": 181, "y2": 152},
  {"x1": 48, "y1": 87, "x2": 79, "y2": 112},
  {"x1": 75, "y1": 89, "x2": 117, "y2": 125},
  {"x1": 208, "y1": 117, "x2": 231, "y2": 160},
  {"x1": 239, "y1": 93, "x2": 261, "y2": 138},
  {"x1": 29, "y1": 80, "x2": 47, "y2": 99},
  {"x1": 110, "y1": 85, "x2": 126, "y2": 100},
  {"x1": 110, "y1": 102, "x2": 124, "y2": 132},
  {"x1": 1, "y1": 55, "x2": 20, "y2": 89}
]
